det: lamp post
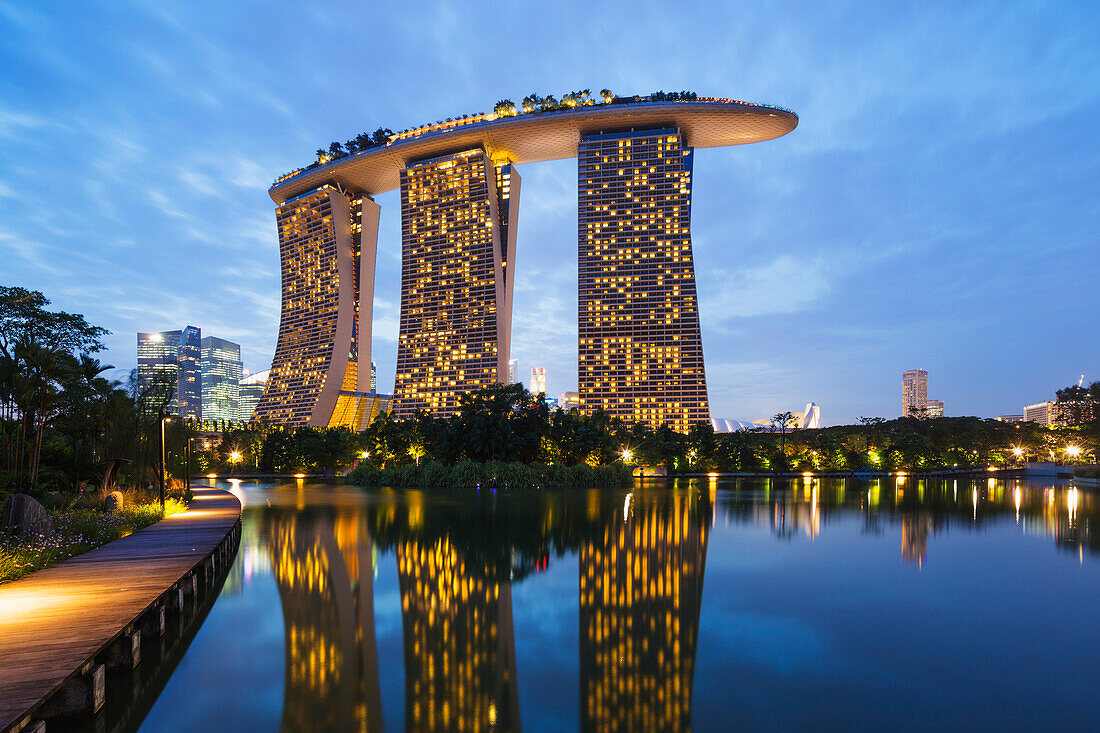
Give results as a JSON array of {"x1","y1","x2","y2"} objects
[{"x1": 159, "y1": 415, "x2": 171, "y2": 511}]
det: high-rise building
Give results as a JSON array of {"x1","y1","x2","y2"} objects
[
  {"x1": 530, "y1": 366, "x2": 546, "y2": 396},
  {"x1": 261, "y1": 96, "x2": 796, "y2": 426},
  {"x1": 254, "y1": 183, "x2": 385, "y2": 430},
  {"x1": 137, "y1": 330, "x2": 181, "y2": 414},
  {"x1": 902, "y1": 369, "x2": 928, "y2": 416},
  {"x1": 578, "y1": 128, "x2": 709, "y2": 431},
  {"x1": 508, "y1": 358, "x2": 519, "y2": 385},
  {"x1": 137, "y1": 327, "x2": 201, "y2": 418},
  {"x1": 1023, "y1": 402, "x2": 1053, "y2": 424},
  {"x1": 926, "y1": 399, "x2": 944, "y2": 418},
  {"x1": 239, "y1": 369, "x2": 269, "y2": 424},
  {"x1": 370, "y1": 360, "x2": 377, "y2": 392},
  {"x1": 177, "y1": 326, "x2": 202, "y2": 420},
  {"x1": 201, "y1": 336, "x2": 243, "y2": 423},
  {"x1": 392, "y1": 149, "x2": 520, "y2": 418}
]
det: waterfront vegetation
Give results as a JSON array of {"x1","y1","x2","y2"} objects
[
  {"x1": 3, "y1": 283, "x2": 1098, "y2": 495},
  {"x1": 0, "y1": 490, "x2": 188, "y2": 585},
  {"x1": 0, "y1": 286, "x2": 194, "y2": 506}
]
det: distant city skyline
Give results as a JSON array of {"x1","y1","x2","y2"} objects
[{"x1": 2, "y1": 2, "x2": 1097, "y2": 425}]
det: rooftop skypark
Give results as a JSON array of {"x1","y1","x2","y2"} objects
[{"x1": 272, "y1": 90, "x2": 797, "y2": 188}]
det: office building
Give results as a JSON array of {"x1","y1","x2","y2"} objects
[
  {"x1": 391, "y1": 149, "x2": 519, "y2": 418},
  {"x1": 530, "y1": 366, "x2": 546, "y2": 396},
  {"x1": 137, "y1": 327, "x2": 201, "y2": 419},
  {"x1": 261, "y1": 96, "x2": 796, "y2": 425},
  {"x1": 239, "y1": 369, "x2": 269, "y2": 424},
  {"x1": 370, "y1": 360, "x2": 377, "y2": 392},
  {"x1": 926, "y1": 399, "x2": 944, "y2": 418},
  {"x1": 902, "y1": 369, "x2": 928, "y2": 417},
  {"x1": 508, "y1": 358, "x2": 519, "y2": 385},
  {"x1": 996, "y1": 414, "x2": 1024, "y2": 423},
  {"x1": 1024, "y1": 402, "x2": 1053, "y2": 425},
  {"x1": 177, "y1": 326, "x2": 202, "y2": 420},
  {"x1": 578, "y1": 129, "x2": 709, "y2": 431},
  {"x1": 201, "y1": 336, "x2": 243, "y2": 423}
]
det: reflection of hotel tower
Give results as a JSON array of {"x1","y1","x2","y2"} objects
[
  {"x1": 392, "y1": 150, "x2": 520, "y2": 418},
  {"x1": 268, "y1": 511, "x2": 383, "y2": 732},
  {"x1": 578, "y1": 130, "x2": 709, "y2": 431},
  {"x1": 579, "y1": 491, "x2": 710, "y2": 732},
  {"x1": 397, "y1": 537, "x2": 520, "y2": 732}
]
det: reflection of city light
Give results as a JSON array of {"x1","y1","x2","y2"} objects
[
  {"x1": 1068, "y1": 488, "x2": 1079, "y2": 524},
  {"x1": 972, "y1": 487, "x2": 978, "y2": 521},
  {"x1": 623, "y1": 493, "x2": 632, "y2": 522},
  {"x1": 1014, "y1": 487, "x2": 1021, "y2": 522},
  {"x1": 207, "y1": 473, "x2": 217, "y2": 478}
]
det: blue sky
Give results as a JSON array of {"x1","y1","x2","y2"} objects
[{"x1": 1, "y1": 0, "x2": 1097, "y2": 425}]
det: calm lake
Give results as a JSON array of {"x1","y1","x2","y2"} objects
[{"x1": 134, "y1": 476, "x2": 1098, "y2": 732}]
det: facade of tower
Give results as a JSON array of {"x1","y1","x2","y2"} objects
[
  {"x1": 201, "y1": 336, "x2": 243, "y2": 423},
  {"x1": 177, "y1": 325, "x2": 202, "y2": 420},
  {"x1": 577, "y1": 128, "x2": 709, "y2": 431},
  {"x1": 254, "y1": 184, "x2": 386, "y2": 429},
  {"x1": 239, "y1": 369, "x2": 269, "y2": 424},
  {"x1": 579, "y1": 489, "x2": 710, "y2": 732},
  {"x1": 392, "y1": 149, "x2": 520, "y2": 418},
  {"x1": 137, "y1": 330, "x2": 181, "y2": 415},
  {"x1": 902, "y1": 369, "x2": 928, "y2": 417}
]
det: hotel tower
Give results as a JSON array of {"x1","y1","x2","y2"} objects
[
  {"x1": 259, "y1": 94, "x2": 796, "y2": 429},
  {"x1": 578, "y1": 129, "x2": 708, "y2": 431},
  {"x1": 392, "y1": 149, "x2": 519, "y2": 418}
]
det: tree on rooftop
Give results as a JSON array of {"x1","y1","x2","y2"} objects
[
  {"x1": 600, "y1": 89, "x2": 613, "y2": 103},
  {"x1": 494, "y1": 99, "x2": 516, "y2": 116}
]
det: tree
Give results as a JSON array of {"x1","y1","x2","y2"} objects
[{"x1": 600, "y1": 89, "x2": 613, "y2": 103}]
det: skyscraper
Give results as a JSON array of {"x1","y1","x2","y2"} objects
[
  {"x1": 177, "y1": 326, "x2": 202, "y2": 421},
  {"x1": 137, "y1": 327, "x2": 201, "y2": 418},
  {"x1": 508, "y1": 358, "x2": 519, "y2": 385},
  {"x1": 201, "y1": 336, "x2": 243, "y2": 423},
  {"x1": 261, "y1": 96, "x2": 796, "y2": 426},
  {"x1": 137, "y1": 330, "x2": 181, "y2": 414},
  {"x1": 254, "y1": 184, "x2": 384, "y2": 429},
  {"x1": 530, "y1": 366, "x2": 546, "y2": 396},
  {"x1": 392, "y1": 149, "x2": 520, "y2": 418},
  {"x1": 578, "y1": 129, "x2": 709, "y2": 431},
  {"x1": 239, "y1": 369, "x2": 269, "y2": 424},
  {"x1": 902, "y1": 369, "x2": 928, "y2": 416},
  {"x1": 370, "y1": 360, "x2": 377, "y2": 392}
]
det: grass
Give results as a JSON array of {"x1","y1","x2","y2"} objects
[
  {"x1": 346, "y1": 460, "x2": 633, "y2": 490},
  {"x1": 0, "y1": 496, "x2": 188, "y2": 585}
]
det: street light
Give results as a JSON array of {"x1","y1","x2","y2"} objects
[
  {"x1": 159, "y1": 415, "x2": 171, "y2": 511},
  {"x1": 621, "y1": 448, "x2": 633, "y2": 463},
  {"x1": 229, "y1": 450, "x2": 242, "y2": 475},
  {"x1": 1066, "y1": 445, "x2": 1081, "y2": 461}
]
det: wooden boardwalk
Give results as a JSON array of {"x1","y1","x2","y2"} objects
[{"x1": 0, "y1": 488, "x2": 242, "y2": 732}]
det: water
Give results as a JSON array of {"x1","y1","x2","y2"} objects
[{"x1": 135, "y1": 477, "x2": 1098, "y2": 732}]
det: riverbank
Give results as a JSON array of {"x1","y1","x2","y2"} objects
[
  {"x1": 0, "y1": 487, "x2": 242, "y2": 733},
  {"x1": 347, "y1": 460, "x2": 633, "y2": 489}
]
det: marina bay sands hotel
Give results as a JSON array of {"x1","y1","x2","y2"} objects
[{"x1": 254, "y1": 94, "x2": 797, "y2": 431}]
